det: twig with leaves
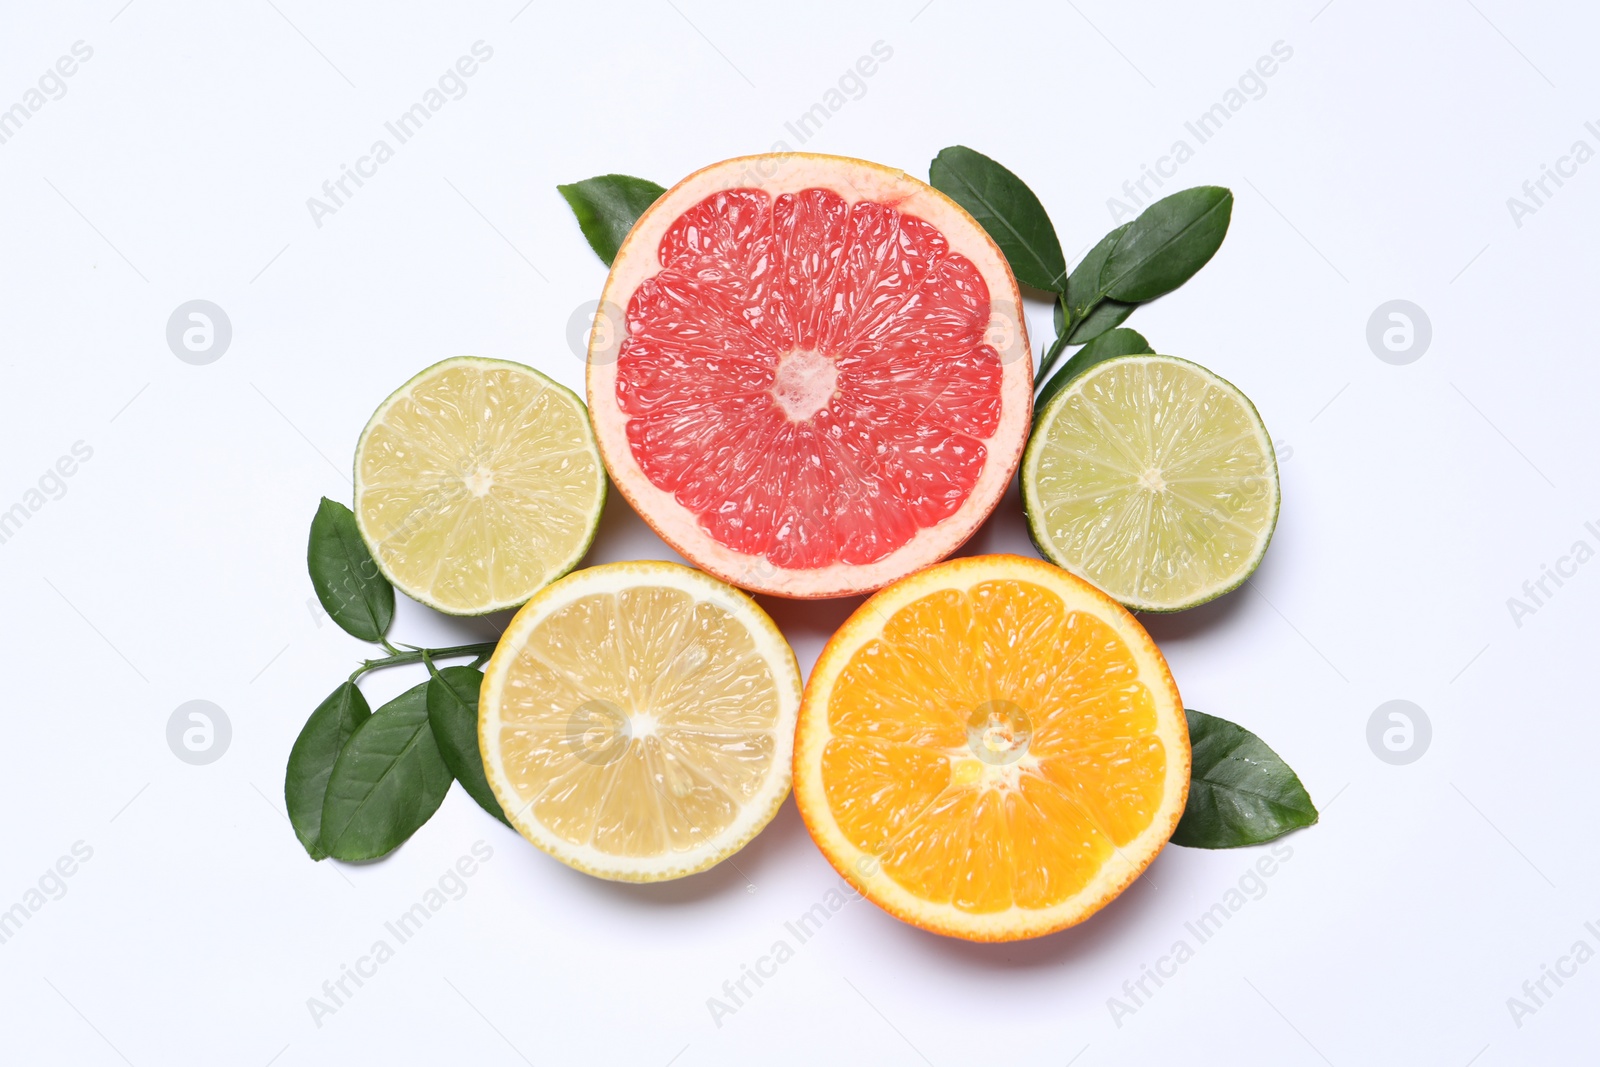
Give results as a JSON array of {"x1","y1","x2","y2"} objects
[{"x1": 285, "y1": 499, "x2": 509, "y2": 863}]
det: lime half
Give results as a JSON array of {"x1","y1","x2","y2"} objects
[
  {"x1": 1023, "y1": 354, "x2": 1278, "y2": 612},
  {"x1": 354, "y1": 357, "x2": 605, "y2": 616}
]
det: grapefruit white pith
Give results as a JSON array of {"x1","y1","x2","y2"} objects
[{"x1": 587, "y1": 154, "x2": 1033, "y2": 599}]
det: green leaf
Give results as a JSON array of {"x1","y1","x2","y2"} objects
[
  {"x1": 1064, "y1": 223, "x2": 1129, "y2": 327},
  {"x1": 307, "y1": 498, "x2": 393, "y2": 644},
  {"x1": 1065, "y1": 297, "x2": 1136, "y2": 345},
  {"x1": 929, "y1": 146, "x2": 1066, "y2": 292},
  {"x1": 1172, "y1": 709, "x2": 1318, "y2": 849},
  {"x1": 1056, "y1": 327, "x2": 1154, "y2": 383},
  {"x1": 1034, "y1": 328, "x2": 1153, "y2": 421},
  {"x1": 320, "y1": 681, "x2": 453, "y2": 861},
  {"x1": 557, "y1": 175, "x2": 667, "y2": 266},
  {"x1": 426, "y1": 663, "x2": 511, "y2": 828},
  {"x1": 285, "y1": 682, "x2": 371, "y2": 860},
  {"x1": 1100, "y1": 187, "x2": 1232, "y2": 304}
]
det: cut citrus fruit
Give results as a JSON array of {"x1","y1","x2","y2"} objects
[
  {"x1": 479, "y1": 560, "x2": 801, "y2": 882},
  {"x1": 793, "y1": 554, "x2": 1188, "y2": 941},
  {"x1": 354, "y1": 357, "x2": 605, "y2": 616},
  {"x1": 587, "y1": 153, "x2": 1033, "y2": 599},
  {"x1": 1023, "y1": 355, "x2": 1279, "y2": 612}
]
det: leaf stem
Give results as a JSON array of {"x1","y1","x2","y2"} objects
[
  {"x1": 348, "y1": 641, "x2": 499, "y2": 683},
  {"x1": 1035, "y1": 330, "x2": 1073, "y2": 389},
  {"x1": 1035, "y1": 291, "x2": 1099, "y2": 389}
]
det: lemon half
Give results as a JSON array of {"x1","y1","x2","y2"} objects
[{"x1": 479, "y1": 561, "x2": 802, "y2": 882}]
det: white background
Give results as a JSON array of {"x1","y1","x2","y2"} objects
[{"x1": 2, "y1": 1, "x2": 1596, "y2": 1063}]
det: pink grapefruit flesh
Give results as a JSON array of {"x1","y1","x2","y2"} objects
[{"x1": 588, "y1": 154, "x2": 1032, "y2": 598}]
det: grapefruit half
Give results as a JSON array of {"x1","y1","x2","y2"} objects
[{"x1": 587, "y1": 154, "x2": 1032, "y2": 599}]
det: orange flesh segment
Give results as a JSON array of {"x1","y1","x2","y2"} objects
[{"x1": 822, "y1": 579, "x2": 1167, "y2": 913}]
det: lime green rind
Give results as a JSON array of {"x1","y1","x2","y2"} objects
[
  {"x1": 1022, "y1": 353, "x2": 1279, "y2": 613},
  {"x1": 352, "y1": 356, "x2": 606, "y2": 618}
]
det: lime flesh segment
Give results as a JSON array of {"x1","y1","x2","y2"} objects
[
  {"x1": 1023, "y1": 355, "x2": 1278, "y2": 612},
  {"x1": 355, "y1": 357, "x2": 605, "y2": 616}
]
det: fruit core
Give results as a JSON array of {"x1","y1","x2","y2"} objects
[
  {"x1": 771, "y1": 349, "x2": 838, "y2": 422},
  {"x1": 1138, "y1": 467, "x2": 1167, "y2": 493},
  {"x1": 463, "y1": 463, "x2": 496, "y2": 496},
  {"x1": 966, "y1": 699, "x2": 1032, "y2": 766}
]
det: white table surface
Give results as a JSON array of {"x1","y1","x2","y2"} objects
[{"x1": 2, "y1": 1, "x2": 1595, "y2": 1063}]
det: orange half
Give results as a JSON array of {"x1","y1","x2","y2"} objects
[{"x1": 793, "y1": 554, "x2": 1189, "y2": 941}]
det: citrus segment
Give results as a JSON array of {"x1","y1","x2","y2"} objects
[
  {"x1": 589, "y1": 154, "x2": 1033, "y2": 598},
  {"x1": 480, "y1": 561, "x2": 801, "y2": 881},
  {"x1": 354, "y1": 357, "x2": 604, "y2": 616},
  {"x1": 1024, "y1": 354, "x2": 1279, "y2": 612},
  {"x1": 794, "y1": 555, "x2": 1188, "y2": 941}
]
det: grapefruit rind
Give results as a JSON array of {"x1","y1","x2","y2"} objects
[
  {"x1": 587, "y1": 153, "x2": 1033, "y2": 599},
  {"x1": 353, "y1": 356, "x2": 605, "y2": 616},
  {"x1": 792, "y1": 554, "x2": 1189, "y2": 941},
  {"x1": 1023, "y1": 354, "x2": 1280, "y2": 613},
  {"x1": 479, "y1": 560, "x2": 802, "y2": 882}
]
